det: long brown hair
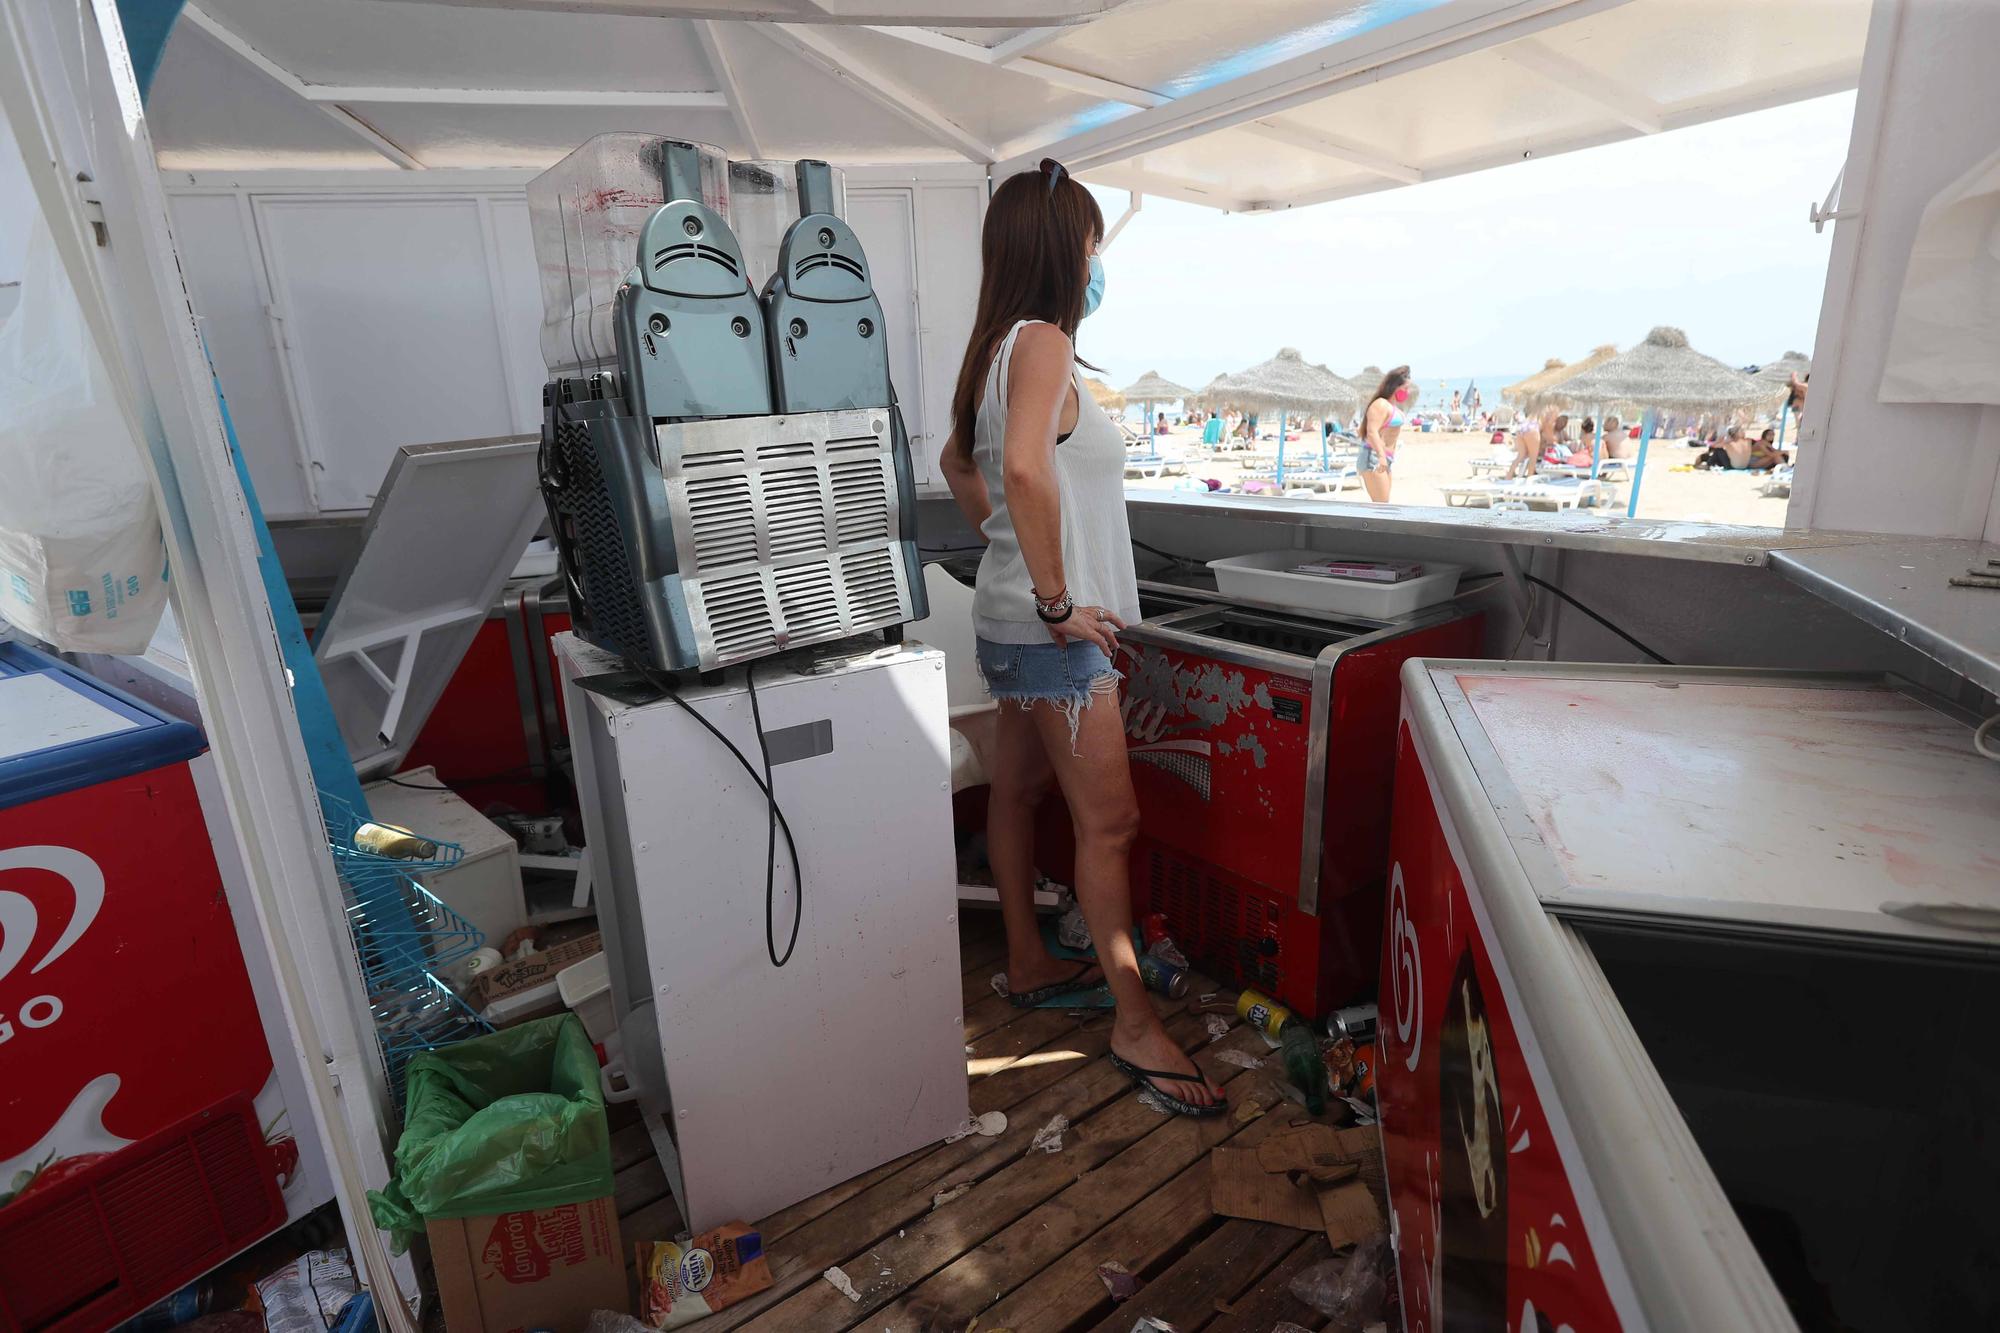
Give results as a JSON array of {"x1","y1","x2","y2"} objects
[
  {"x1": 948, "y1": 161, "x2": 1104, "y2": 460},
  {"x1": 1369, "y1": 365, "x2": 1412, "y2": 408}
]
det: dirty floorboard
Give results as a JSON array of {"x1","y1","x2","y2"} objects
[{"x1": 607, "y1": 910, "x2": 1354, "y2": 1332}]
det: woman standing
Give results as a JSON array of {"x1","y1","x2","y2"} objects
[
  {"x1": 1359, "y1": 366, "x2": 1414, "y2": 502},
  {"x1": 936, "y1": 161, "x2": 1223, "y2": 1117}
]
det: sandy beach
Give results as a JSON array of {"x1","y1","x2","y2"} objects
[{"x1": 1124, "y1": 427, "x2": 1793, "y2": 526}]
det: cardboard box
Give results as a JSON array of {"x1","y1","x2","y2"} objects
[
  {"x1": 427, "y1": 1194, "x2": 625, "y2": 1333},
  {"x1": 479, "y1": 932, "x2": 603, "y2": 1027}
]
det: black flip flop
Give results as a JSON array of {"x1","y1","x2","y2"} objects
[
  {"x1": 1005, "y1": 959, "x2": 1105, "y2": 1008},
  {"x1": 1109, "y1": 1052, "x2": 1226, "y2": 1119}
]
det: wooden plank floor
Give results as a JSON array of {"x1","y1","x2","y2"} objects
[{"x1": 608, "y1": 911, "x2": 1353, "y2": 1332}]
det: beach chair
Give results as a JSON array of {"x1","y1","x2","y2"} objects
[
  {"x1": 1467, "y1": 449, "x2": 1513, "y2": 477},
  {"x1": 1440, "y1": 477, "x2": 1614, "y2": 511},
  {"x1": 1759, "y1": 464, "x2": 1793, "y2": 498}
]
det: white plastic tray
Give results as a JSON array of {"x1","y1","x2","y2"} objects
[{"x1": 1208, "y1": 550, "x2": 1463, "y2": 618}]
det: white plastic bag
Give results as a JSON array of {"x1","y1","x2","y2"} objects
[{"x1": 0, "y1": 218, "x2": 168, "y2": 652}]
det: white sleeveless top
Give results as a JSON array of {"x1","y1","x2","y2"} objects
[{"x1": 972, "y1": 320, "x2": 1139, "y2": 644}]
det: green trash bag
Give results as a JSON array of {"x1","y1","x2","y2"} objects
[{"x1": 367, "y1": 1013, "x2": 612, "y2": 1253}]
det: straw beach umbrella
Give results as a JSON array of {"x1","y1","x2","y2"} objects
[
  {"x1": 1519, "y1": 344, "x2": 1618, "y2": 415},
  {"x1": 1219, "y1": 348, "x2": 1361, "y2": 484},
  {"x1": 1084, "y1": 377, "x2": 1125, "y2": 412},
  {"x1": 1502, "y1": 358, "x2": 1568, "y2": 404},
  {"x1": 1347, "y1": 366, "x2": 1384, "y2": 400},
  {"x1": 1543, "y1": 326, "x2": 1769, "y2": 516},
  {"x1": 1120, "y1": 370, "x2": 1197, "y2": 444}
]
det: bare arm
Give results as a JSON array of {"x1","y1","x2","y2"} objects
[
  {"x1": 1364, "y1": 401, "x2": 1385, "y2": 450},
  {"x1": 938, "y1": 434, "x2": 990, "y2": 533},
  {"x1": 999, "y1": 324, "x2": 1120, "y2": 653}
]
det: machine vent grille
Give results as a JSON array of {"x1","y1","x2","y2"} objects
[
  {"x1": 668, "y1": 411, "x2": 911, "y2": 669},
  {"x1": 842, "y1": 547, "x2": 903, "y2": 624},
  {"x1": 653, "y1": 242, "x2": 741, "y2": 276},
  {"x1": 686, "y1": 474, "x2": 759, "y2": 570},
  {"x1": 702, "y1": 572, "x2": 778, "y2": 660},
  {"x1": 557, "y1": 418, "x2": 650, "y2": 660},
  {"x1": 763, "y1": 468, "x2": 827, "y2": 559},
  {"x1": 775, "y1": 561, "x2": 843, "y2": 639},
  {"x1": 758, "y1": 440, "x2": 817, "y2": 463},
  {"x1": 795, "y1": 253, "x2": 865, "y2": 281},
  {"x1": 831, "y1": 457, "x2": 890, "y2": 543}
]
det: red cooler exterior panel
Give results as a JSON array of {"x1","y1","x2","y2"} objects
[
  {"x1": 1378, "y1": 716, "x2": 1632, "y2": 1332},
  {"x1": 1121, "y1": 605, "x2": 1481, "y2": 1015}
]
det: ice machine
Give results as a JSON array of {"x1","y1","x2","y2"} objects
[
  {"x1": 530, "y1": 135, "x2": 924, "y2": 674},
  {"x1": 1379, "y1": 661, "x2": 1999, "y2": 1333}
]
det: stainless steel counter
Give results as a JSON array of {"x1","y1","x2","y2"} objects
[
  {"x1": 1121, "y1": 490, "x2": 2000, "y2": 697},
  {"x1": 1770, "y1": 539, "x2": 2000, "y2": 697}
]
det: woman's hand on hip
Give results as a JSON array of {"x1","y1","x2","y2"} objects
[{"x1": 1048, "y1": 605, "x2": 1125, "y2": 655}]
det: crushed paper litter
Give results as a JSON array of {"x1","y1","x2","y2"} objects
[
  {"x1": 1030, "y1": 1114, "x2": 1070, "y2": 1154},
  {"x1": 990, "y1": 972, "x2": 1009, "y2": 999},
  {"x1": 1214, "y1": 1049, "x2": 1264, "y2": 1070},
  {"x1": 931, "y1": 1182, "x2": 973, "y2": 1211},
  {"x1": 1135, "y1": 1087, "x2": 1175, "y2": 1115},
  {"x1": 1204, "y1": 1014, "x2": 1230, "y2": 1042},
  {"x1": 945, "y1": 1110, "x2": 1008, "y2": 1143},
  {"x1": 1097, "y1": 1261, "x2": 1139, "y2": 1301},
  {"x1": 822, "y1": 1266, "x2": 861, "y2": 1302}
]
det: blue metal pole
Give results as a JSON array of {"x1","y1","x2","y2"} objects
[
  {"x1": 1776, "y1": 400, "x2": 1790, "y2": 450},
  {"x1": 1590, "y1": 409, "x2": 1603, "y2": 479},
  {"x1": 1275, "y1": 412, "x2": 1288, "y2": 487},
  {"x1": 1626, "y1": 409, "x2": 1659, "y2": 517}
]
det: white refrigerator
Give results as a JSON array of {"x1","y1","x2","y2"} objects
[{"x1": 555, "y1": 633, "x2": 969, "y2": 1232}]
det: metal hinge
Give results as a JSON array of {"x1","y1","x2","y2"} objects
[
  {"x1": 1810, "y1": 165, "x2": 1859, "y2": 233},
  {"x1": 74, "y1": 173, "x2": 107, "y2": 246}
]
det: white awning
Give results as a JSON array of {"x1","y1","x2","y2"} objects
[{"x1": 151, "y1": 0, "x2": 1867, "y2": 211}]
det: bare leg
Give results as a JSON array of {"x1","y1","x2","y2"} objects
[
  {"x1": 987, "y1": 703, "x2": 1101, "y2": 996},
  {"x1": 1360, "y1": 464, "x2": 1390, "y2": 503},
  {"x1": 1028, "y1": 687, "x2": 1221, "y2": 1107}
]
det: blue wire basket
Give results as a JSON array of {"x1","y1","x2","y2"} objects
[{"x1": 322, "y1": 795, "x2": 492, "y2": 1104}]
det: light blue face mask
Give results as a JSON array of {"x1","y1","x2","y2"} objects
[{"x1": 1083, "y1": 254, "x2": 1105, "y2": 319}]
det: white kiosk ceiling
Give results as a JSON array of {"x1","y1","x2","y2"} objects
[{"x1": 150, "y1": 0, "x2": 1867, "y2": 211}]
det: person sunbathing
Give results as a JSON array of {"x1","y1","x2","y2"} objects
[{"x1": 1746, "y1": 427, "x2": 1788, "y2": 471}]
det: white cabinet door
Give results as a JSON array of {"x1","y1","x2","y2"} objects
[
  {"x1": 256, "y1": 195, "x2": 521, "y2": 511},
  {"x1": 846, "y1": 188, "x2": 931, "y2": 485}
]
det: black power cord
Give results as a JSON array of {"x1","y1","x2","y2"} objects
[
  {"x1": 1520, "y1": 572, "x2": 1673, "y2": 665},
  {"x1": 636, "y1": 664, "x2": 803, "y2": 968},
  {"x1": 1129, "y1": 537, "x2": 1206, "y2": 572}
]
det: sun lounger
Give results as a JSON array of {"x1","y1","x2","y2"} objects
[
  {"x1": 1759, "y1": 464, "x2": 1793, "y2": 497},
  {"x1": 1124, "y1": 454, "x2": 1187, "y2": 479},
  {"x1": 1439, "y1": 477, "x2": 1615, "y2": 511}
]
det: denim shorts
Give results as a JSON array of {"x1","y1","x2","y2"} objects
[
  {"x1": 976, "y1": 636, "x2": 1120, "y2": 747},
  {"x1": 1357, "y1": 442, "x2": 1394, "y2": 472}
]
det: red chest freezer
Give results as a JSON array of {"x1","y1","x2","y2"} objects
[
  {"x1": 1119, "y1": 602, "x2": 1482, "y2": 1015},
  {"x1": 0, "y1": 643, "x2": 324, "y2": 1331},
  {"x1": 1379, "y1": 661, "x2": 2000, "y2": 1333}
]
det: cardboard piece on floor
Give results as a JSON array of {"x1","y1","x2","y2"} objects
[
  {"x1": 1318, "y1": 1179, "x2": 1384, "y2": 1249},
  {"x1": 1258, "y1": 1123, "x2": 1354, "y2": 1181},
  {"x1": 1209, "y1": 1146, "x2": 1322, "y2": 1232},
  {"x1": 1225, "y1": 1122, "x2": 1386, "y2": 1249},
  {"x1": 426, "y1": 1194, "x2": 624, "y2": 1333}
]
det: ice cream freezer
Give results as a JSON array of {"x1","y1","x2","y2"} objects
[{"x1": 1378, "y1": 661, "x2": 1999, "y2": 1333}]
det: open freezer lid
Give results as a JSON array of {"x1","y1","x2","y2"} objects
[
  {"x1": 313, "y1": 436, "x2": 546, "y2": 779},
  {"x1": 1432, "y1": 663, "x2": 2000, "y2": 953}
]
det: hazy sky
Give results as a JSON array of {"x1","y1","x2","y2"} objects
[{"x1": 1079, "y1": 90, "x2": 1857, "y2": 400}]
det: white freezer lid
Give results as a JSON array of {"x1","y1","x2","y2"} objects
[{"x1": 1438, "y1": 666, "x2": 2000, "y2": 950}]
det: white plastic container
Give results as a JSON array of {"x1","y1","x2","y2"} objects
[
  {"x1": 1208, "y1": 550, "x2": 1463, "y2": 618},
  {"x1": 556, "y1": 949, "x2": 616, "y2": 1046}
]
